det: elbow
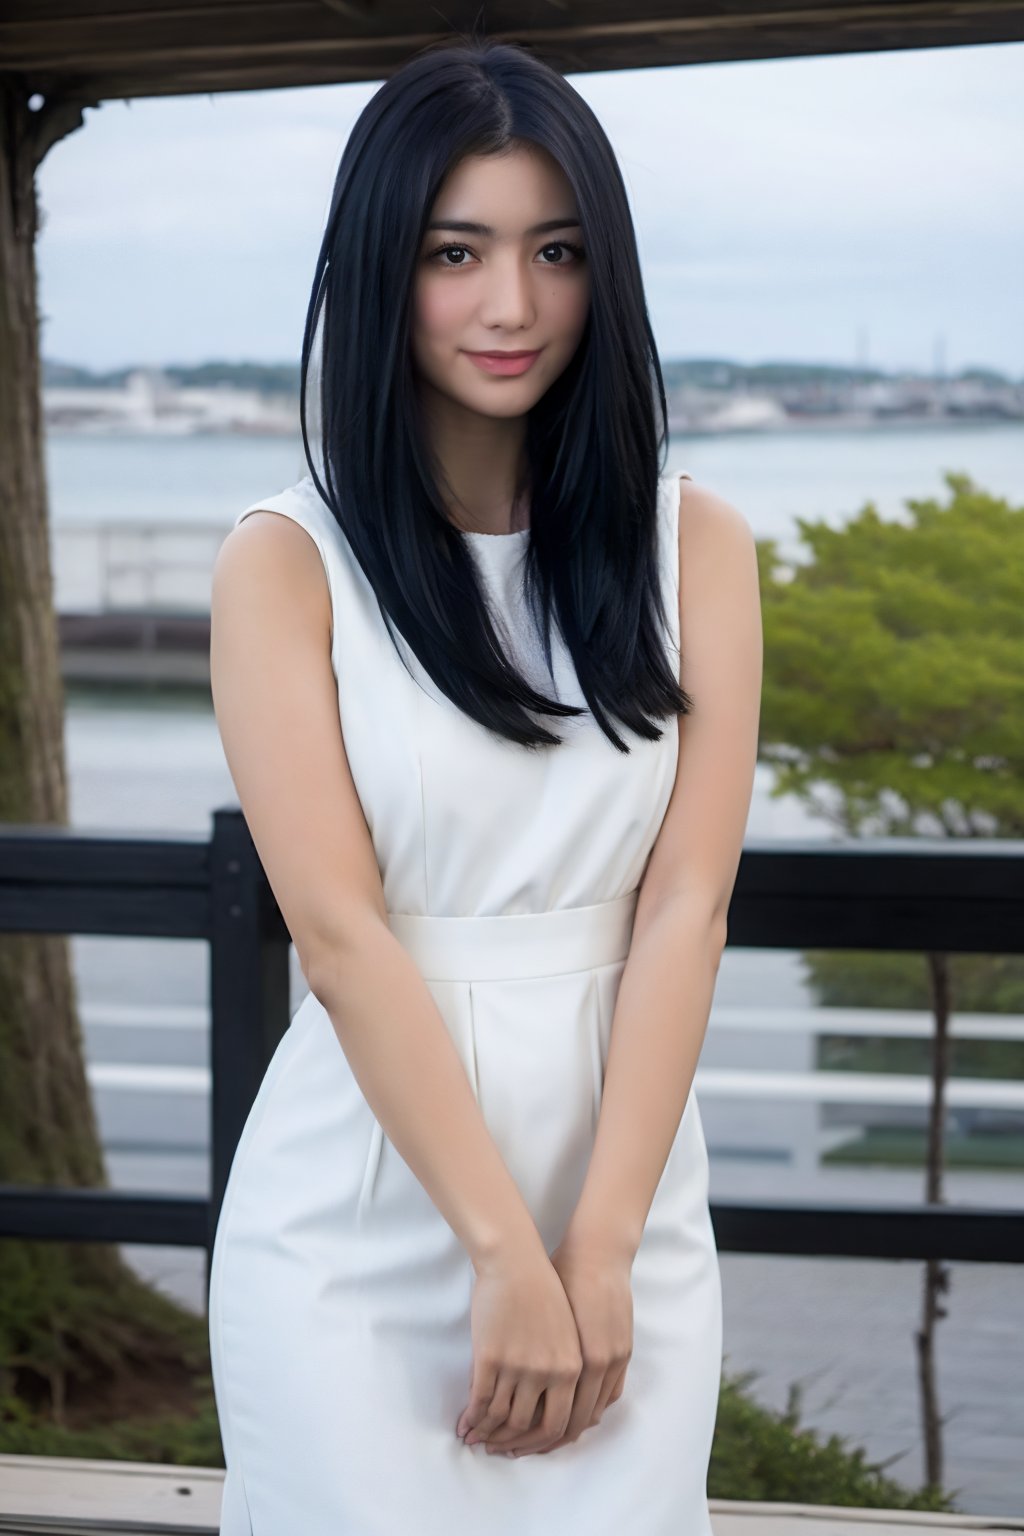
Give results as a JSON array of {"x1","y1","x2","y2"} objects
[
  {"x1": 304, "y1": 910, "x2": 392, "y2": 1010},
  {"x1": 637, "y1": 889, "x2": 729, "y2": 966}
]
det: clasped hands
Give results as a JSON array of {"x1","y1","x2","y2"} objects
[{"x1": 454, "y1": 1228, "x2": 634, "y2": 1460}]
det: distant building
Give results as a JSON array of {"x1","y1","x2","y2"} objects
[{"x1": 44, "y1": 368, "x2": 298, "y2": 435}]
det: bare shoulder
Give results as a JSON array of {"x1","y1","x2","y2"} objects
[
  {"x1": 212, "y1": 508, "x2": 333, "y2": 650},
  {"x1": 676, "y1": 475, "x2": 755, "y2": 553},
  {"x1": 635, "y1": 477, "x2": 762, "y2": 928},
  {"x1": 672, "y1": 475, "x2": 757, "y2": 617},
  {"x1": 209, "y1": 507, "x2": 385, "y2": 991},
  {"x1": 675, "y1": 470, "x2": 758, "y2": 700}
]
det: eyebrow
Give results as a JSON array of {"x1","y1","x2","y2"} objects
[{"x1": 425, "y1": 217, "x2": 581, "y2": 236}]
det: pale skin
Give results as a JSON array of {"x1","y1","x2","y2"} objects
[
  {"x1": 209, "y1": 143, "x2": 762, "y2": 1461},
  {"x1": 410, "y1": 143, "x2": 590, "y2": 533}
]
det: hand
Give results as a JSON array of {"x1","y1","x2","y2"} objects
[
  {"x1": 480, "y1": 1229, "x2": 634, "y2": 1458},
  {"x1": 455, "y1": 1244, "x2": 583, "y2": 1457}
]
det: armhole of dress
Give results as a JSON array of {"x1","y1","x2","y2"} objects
[
  {"x1": 661, "y1": 470, "x2": 690, "y2": 660},
  {"x1": 234, "y1": 493, "x2": 340, "y2": 670}
]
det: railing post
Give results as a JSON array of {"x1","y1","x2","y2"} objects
[{"x1": 206, "y1": 806, "x2": 291, "y2": 1301}]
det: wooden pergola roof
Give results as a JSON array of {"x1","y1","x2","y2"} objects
[{"x1": 3, "y1": 0, "x2": 1024, "y2": 103}]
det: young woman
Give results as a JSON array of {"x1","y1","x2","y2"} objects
[{"x1": 207, "y1": 34, "x2": 762, "y2": 1536}]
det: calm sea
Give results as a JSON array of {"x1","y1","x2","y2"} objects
[{"x1": 44, "y1": 422, "x2": 1024, "y2": 560}]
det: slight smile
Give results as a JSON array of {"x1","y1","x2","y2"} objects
[{"x1": 464, "y1": 348, "x2": 544, "y2": 377}]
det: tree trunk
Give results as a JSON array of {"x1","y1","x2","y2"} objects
[
  {"x1": 0, "y1": 83, "x2": 208, "y2": 1435},
  {"x1": 914, "y1": 949, "x2": 951, "y2": 1493}
]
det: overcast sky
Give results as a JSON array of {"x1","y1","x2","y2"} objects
[{"x1": 34, "y1": 39, "x2": 1024, "y2": 378}]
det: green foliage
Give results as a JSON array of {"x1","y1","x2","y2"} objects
[
  {"x1": 709, "y1": 1369, "x2": 955, "y2": 1510},
  {"x1": 40, "y1": 358, "x2": 301, "y2": 394},
  {"x1": 757, "y1": 472, "x2": 1024, "y2": 837},
  {"x1": 758, "y1": 472, "x2": 1024, "y2": 1148},
  {"x1": 803, "y1": 948, "x2": 1024, "y2": 1014},
  {"x1": 823, "y1": 1128, "x2": 1024, "y2": 1169},
  {"x1": 0, "y1": 1237, "x2": 210, "y2": 1422},
  {"x1": 817, "y1": 1023, "x2": 1024, "y2": 1081},
  {"x1": 0, "y1": 1380, "x2": 223, "y2": 1465}
]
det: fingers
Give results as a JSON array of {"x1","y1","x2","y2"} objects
[
  {"x1": 460, "y1": 1358, "x2": 630, "y2": 1459},
  {"x1": 456, "y1": 1360, "x2": 502, "y2": 1442},
  {"x1": 605, "y1": 1357, "x2": 629, "y2": 1406},
  {"x1": 469, "y1": 1373, "x2": 547, "y2": 1450},
  {"x1": 486, "y1": 1361, "x2": 605, "y2": 1457},
  {"x1": 486, "y1": 1377, "x2": 576, "y2": 1456},
  {"x1": 463, "y1": 1369, "x2": 539, "y2": 1447},
  {"x1": 589, "y1": 1355, "x2": 628, "y2": 1421},
  {"x1": 535, "y1": 1357, "x2": 630, "y2": 1457},
  {"x1": 460, "y1": 1364, "x2": 578, "y2": 1456}
]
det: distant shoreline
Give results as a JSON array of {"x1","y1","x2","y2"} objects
[{"x1": 44, "y1": 411, "x2": 1024, "y2": 438}]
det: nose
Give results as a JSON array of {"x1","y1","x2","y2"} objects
[{"x1": 478, "y1": 250, "x2": 538, "y2": 331}]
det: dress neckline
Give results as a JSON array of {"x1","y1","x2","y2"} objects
[{"x1": 458, "y1": 527, "x2": 530, "y2": 543}]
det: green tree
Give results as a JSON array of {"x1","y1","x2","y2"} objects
[
  {"x1": 756, "y1": 470, "x2": 1024, "y2": 1495},
  {"x1": 758, "y1": 471, "x2": 1023, "y2": 836}
]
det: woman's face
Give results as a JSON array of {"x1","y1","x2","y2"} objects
[{"x1": 411, "y1": 144, "x2": 591, "y2": 420}]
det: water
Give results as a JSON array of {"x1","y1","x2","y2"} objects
[
  {"x1": 45, "y1": 432, "x2": 311, "y2": 527},
  {"x1": 48, "y1": 422, "x2": 1024, "y2": 1514},
  {"x1": 44, "y1": 421, "x2": 1024, "y2": 543}
]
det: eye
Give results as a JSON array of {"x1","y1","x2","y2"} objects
[
  {"x1": 540, "y1": 240, "x2": 586, "y2": 266},
  {"x1": 427, "y1": 243, "x2": 474, "y2": 268},
  {"x1": 426, "y1": 240, "x2": 586, "y2": 268}
]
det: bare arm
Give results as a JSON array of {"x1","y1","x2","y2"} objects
[
  {"x1": 564, "y1": 477, "x2": 763, "y2": 1259},
  {"x1": 210, "y1": 511, "x2": 545, "y2": 1275}
]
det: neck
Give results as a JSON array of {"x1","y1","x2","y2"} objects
[{"x1": 418, "y1": 381, "x2": 530, "y2": 535}]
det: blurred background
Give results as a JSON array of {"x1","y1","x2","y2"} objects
[{"x1": 4, "y1": 29, "x2": 1022, "y2": 1524}]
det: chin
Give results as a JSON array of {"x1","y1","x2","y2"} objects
[{"x1": 469, "y1": 391, "x2": 543, "y2": 418}]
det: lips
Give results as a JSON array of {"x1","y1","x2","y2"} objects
[{"x1": 464, "y1": 349, "x2": 543, "y2": 376}]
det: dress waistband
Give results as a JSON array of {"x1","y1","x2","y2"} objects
[{"x1": 386, "y1": 890, "x2": 639, "y2": 982}]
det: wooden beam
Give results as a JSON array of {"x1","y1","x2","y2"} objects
[{"x1": 2, "y1": 1, "x2": 1023, "y2": 104}]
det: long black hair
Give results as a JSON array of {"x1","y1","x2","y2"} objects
[{"x1": 300, "y1": 35, "x2": 693, "y2": 753}]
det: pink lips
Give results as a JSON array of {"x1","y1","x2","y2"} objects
[{"x1": 465, "y1": 349, "x2": 543, "y2": 376}]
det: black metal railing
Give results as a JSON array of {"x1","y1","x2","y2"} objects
[
  {"x1": 0, "y1": 809, "x2": 289, "y2": 1284},
  {"x1": 0, "y1": 813, "x2": 1021, "y2": 1298}
]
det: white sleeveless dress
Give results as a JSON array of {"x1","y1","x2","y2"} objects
[{"x1": 207, "y1": 467, "x2": 722, "y2": 1534}]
